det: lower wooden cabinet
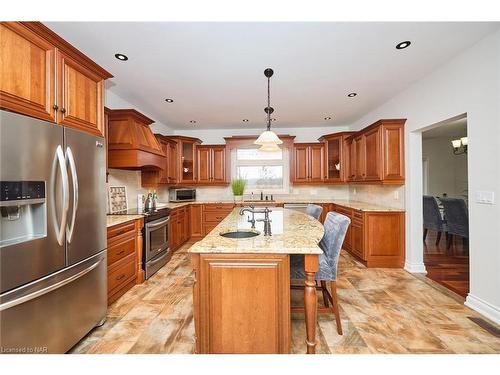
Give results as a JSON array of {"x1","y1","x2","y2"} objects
[
  {"x1": 192, "y1": 253, "x2": 290, "y2": 353},
  {"x1": 170, "y1": 206, "x2": 190, "y2": 252},
  {"x1": 333, "y1": 204, "x2": 404, "y2": 268},
  {"x1": 189, "y1": 204, "x2": 204, "y2": 239},
  {"x1": 202, "y1": 203, "x2": 235, "y2": 235},
  {"x1": 107, "y1": 218, "x2": 144, "y2": 304}
]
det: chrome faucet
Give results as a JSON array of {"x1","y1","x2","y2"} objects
[{"x1": 239, "y1": 206, "x2": 273, "y2": 236}]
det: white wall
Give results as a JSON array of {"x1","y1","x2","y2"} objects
[
  {"x1": 422, "y1": 136, "x2": 468, "y2": 198},
  {"x1": 348, "y1": 29, "x2": 500, "y2": 323},
  {"x1": 106, "y1": 89, "x2": 173, "y2": 135}
]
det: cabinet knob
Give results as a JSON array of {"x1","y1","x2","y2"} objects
[
  {"x1": 53, "y1": 104, "x2": 59, "y2": 111},
  {"x1": 60, "y1": 107, "x2": 66, "y2": 114}
]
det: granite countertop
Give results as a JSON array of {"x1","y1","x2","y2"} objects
[
  {"x1": 158, "y1": 199, "x2": 404, "y2": 212},
  {"x1": 106, "y1": 215, "x2": 143, "y2": 228},
  {"x1": 189, "y1": 207, "x2": 324, "y2": 255}
]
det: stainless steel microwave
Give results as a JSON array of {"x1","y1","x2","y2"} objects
[{"x1": 169, "y1": 188, "x2": 196, "y2": 202}]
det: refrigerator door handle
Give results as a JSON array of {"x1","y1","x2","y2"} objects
[
  {"x1": 0, "y1": 259, "x2": 102, "y2": 312},
  {"x1": 50, "y1": 145, "x2": 69, "y2": 246},
  {"x1": 66, "y1": 146, "x2": 78, "y2": 243}
]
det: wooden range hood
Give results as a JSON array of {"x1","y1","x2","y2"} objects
[{"x1": 107, "y1": 108, "x2": 166, "y2": 170}]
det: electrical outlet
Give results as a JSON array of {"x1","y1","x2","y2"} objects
[
  {"x1": 393, "y1": 190, "x2": 399, "y2": 200},
  {"x1": 353, "y1": 188, "x2": 357, "y2": 195},
  {"x1": 476, "y1": 191, "x2": 495, "y2": 205}
]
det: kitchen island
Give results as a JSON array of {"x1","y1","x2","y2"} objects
[{"x1": 189, "y1": 207, "x2": 324, "y2": 354}]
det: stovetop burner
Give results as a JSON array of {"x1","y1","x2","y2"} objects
[{"x1": 109, "y1": 207, "x2": 171, "y2": 222}]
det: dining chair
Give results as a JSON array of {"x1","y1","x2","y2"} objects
[
  {"x1": 440, "y1": 197, "x2": 469, "y2": 250},
  {"x1": 290, "y1": 211, "x2": 351, "y2": 335},
  {"x1": 305, "y1": 204, "x2": 323, "y2": 221},
  {"x1": 423, "y1": 195, "x2": 447, "y2": 246}
]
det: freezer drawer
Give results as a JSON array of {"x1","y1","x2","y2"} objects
[{"x1": 0, "y1": 251, "x2": 107, "y2": 353}]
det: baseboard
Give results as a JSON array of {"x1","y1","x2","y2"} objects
[
  {"x1": 404, "y1": 261, "x2": 427, "y2": 274},
  {"x1": 465, "y1": 294, "x2": 500, "y2": 325}
]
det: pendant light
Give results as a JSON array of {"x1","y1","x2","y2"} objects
[{"x1": 254, "y1": 68, "x2": 283, "y2": 150}]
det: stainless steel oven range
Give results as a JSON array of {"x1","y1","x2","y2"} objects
[{"x1": 143, "y1": 207, "x2": 171, "y2": 279}]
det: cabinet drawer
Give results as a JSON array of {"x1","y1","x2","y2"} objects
[
  {"x1": 334, "y1": 205, "x2": 352, "y2": 218},
  {"x1": 204, "y1": 204, "x2": 234, "y2": 212},
  {"x1": 204, "y1": 211, "x2": 229, "y2": 223},
  {"x1": 107, "y1": 221, "x2": 135, "y2": 239},
  {"x1": 108, "y1": 235, "x2": 136, "y2": 266},
  {"x1": 108, "y1": 254, "x2": 136, "y2": 293}
]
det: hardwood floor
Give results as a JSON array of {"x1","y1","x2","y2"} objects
[
  {"x1": 424, "y1": 230, "x2": 469, "y2": 298},
  {"x1": 70, "y1": 241, "x2": 499, "y2": 354}
]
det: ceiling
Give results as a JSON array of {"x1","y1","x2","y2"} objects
[
  {"x1": 422, "y1": 117, "x2": 467, "y2": 139},
  {"x1": 45, "y1": 22, "x2": 499, "y2": 130}
]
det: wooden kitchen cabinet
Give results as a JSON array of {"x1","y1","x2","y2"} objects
[
  {"x1": 333, "y1": 204, "x2": 404, "y2": 268},
  {"x1": 0, "y1": 22, "x2": 56, "y2": 122},
  {"x1": 107, "y1": 218, "x2": 144, "y2": 305},
  {"x1": 0, "y1": 22, "x2": 112, "y2": 137},
  {"x1": 292, "y1": 143, "x2": 325, "y2": 184},
  {"x1": 318, "y1": 132, "x2": 355, "y2": 183},
  {"x1": 192, "y1": 253, "x2": 290, "y2": 353},
  {"x1": 196, "y1": 145, "x2": 227, "y2": 184},
  {"x1": 190, "y1": 204, "x2": 204, "y2": 239},
  {"x1": 170, "y1": 206, "x2": 190, "y2": 252},
  {"x1": 56, "y1": 50, "x2": 105, "y2": 137},
  {"x1": 203, "y1": 203, "x2": 235, "y2": 235},
  {"x1": 346, "y1": 119, "x2": 405, "y2": 184}
]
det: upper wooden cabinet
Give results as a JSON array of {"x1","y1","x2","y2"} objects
[
  {"x1": 0, "y1": 22, "x2": 112, "y2": 137},
  {"x1": 107, "y1": 109, "x2": 165, "y2": 170},
  {"x1": 292, "y1": 143, "x2": 325, "y2": 184},
  {"x1": 346, "y1": 119, "x2": 405, "y2": 184},
  {"x1": 318, "y1": 132, "x2": 355, "y2": 183},
  {"x1": 197, "y1": 145, "x2": 227, "y2": 184}
]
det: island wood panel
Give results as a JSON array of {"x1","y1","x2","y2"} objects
[
  {"x1": 0, "y1": 22, "x2": 56, "y2": 122},
  {"x1": 192, "y1": 253, "x2": 290, "y2": 354}
]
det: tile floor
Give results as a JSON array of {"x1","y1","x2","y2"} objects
[{"x1": 70, "y1": 242, "x2": 500, "y2": 354}]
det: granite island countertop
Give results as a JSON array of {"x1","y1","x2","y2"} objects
[{"x1": 189, "y1": 207, "x2": 324, "y2": 255}]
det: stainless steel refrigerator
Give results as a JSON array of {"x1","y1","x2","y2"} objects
[{"x1": 0, "y1": 110, "x2": 107, "y2": 353}]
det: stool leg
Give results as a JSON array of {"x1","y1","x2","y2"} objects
[
  {"x1": 330, "y1": 281, "x2": 342, "y2": 335},
  {"x1": 320, "y1": 280, "x2": 330, "y2": 308}
]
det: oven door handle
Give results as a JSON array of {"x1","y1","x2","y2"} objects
[{"x1": 147, "y1": 218, "x2": 170, "y2": 230}]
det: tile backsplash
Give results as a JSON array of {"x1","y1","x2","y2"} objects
[{"x1": 107, "y1": 169, "x2": 405, "y2": 209}]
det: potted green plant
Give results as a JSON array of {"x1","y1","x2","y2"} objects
[{"x1": 231, "y1": 178, "x2": 246, "y2": 203}]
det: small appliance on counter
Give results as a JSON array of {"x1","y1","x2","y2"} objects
[{"x1": 169, "y1": 188, "x2": 196, "y2": 202}]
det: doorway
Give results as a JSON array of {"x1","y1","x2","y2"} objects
[{"x1": 421, "y1": 115, "x2": 469, "y2": 297}]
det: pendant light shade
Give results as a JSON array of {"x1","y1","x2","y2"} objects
[
  {"x1": 254, "y1": 130, "x2": 283, "y2": 145},
  {"x1": 255, "y1": 68, "x2": 281, "y2": 151}
]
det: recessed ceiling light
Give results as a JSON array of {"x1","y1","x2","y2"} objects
[
  {"x1": 242, "y1": 119, "x2": 249, "y2": 122},
  {"x1": 189, "y1": 120, "x2": 196, "y2": 124},
  {"x1": 324, "y1": 117, "x2": 332, "y2": 121},
  {"x1": 114, "y1": 53, "x2": 128, "y2": 61},
  {"x1": 347, "y1": 93, "x2": 357, "y2": 97},
  {"x1": 165, "y1": 98, "x2": 174, "y2": 103},
  {"x1": 396, "y1": 41, "x2": 411, "y2": 50}
]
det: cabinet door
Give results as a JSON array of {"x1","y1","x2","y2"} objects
[
  {"x1": 363, "y1": 127, "x2": 382, "y2": 181},
  {"x1": 180, "y1": 141, "x2": 196, "y2": 183},
  {"x1": 309, "y1": 144, "x2": 325, "y2": 182},
  {"x1": 351, "y1": 222, "x2": 364, "y2": 259},
  {"x1": 293, "y1": 145, "x2": 309, "y2": 182},
  {"x1": 382, "y1": 124, "x2": 405, "y2": 181},
  {"x1": 211, "y1": 147, "x2": 226, "y2": 183},
  {"x1": 158, "y1": 140, "x2": 170, "y2": 183},
  {"x1": 354, "y1": 136, "x2": 365, "y2": 180},
  {"x1": 190, "y1": 204, "x2": 204, "y2": 238},
  {"x1": 167, "y1": 142, "x2": 178, "y2": 183},
  {"x1": 0, "y1": 22, "x2": 56, "y2": 122},
  {"x1": 346, "y1": 140, "x2": 355, "y2": 181},
  {"x1": 197, "y1": 147, "x2": 211, "y2": 183},
  {"x1": 57, "y1": 50, "x2": 105, "y2": 137},
  {"x1": 325, "y1": 137, "x2": 342, "y2": 182}
]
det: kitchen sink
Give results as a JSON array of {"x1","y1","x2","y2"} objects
[{"x1": 220, "y1": 230, "x2": 260, "y2": 239}]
